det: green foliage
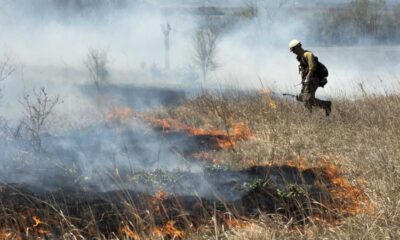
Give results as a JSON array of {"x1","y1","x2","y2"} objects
[
  {"x1": 151, "y1": 91, "x2": 400, "y2": 238},
  {"x1": 277, "y1": 184, "x2": 305, "y2": 199},
  {"x1": 242, "y1": 178, "x2": 273, "y2": 192},
  {"x1": 242, "y1": 178, "x2": 306, "y2": 207}
]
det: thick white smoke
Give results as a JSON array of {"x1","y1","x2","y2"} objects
[
  {"x1": 0, "y1": 0, "x2": 399, "y2": 193},
  {"x1": 1, "y1": 0, "x2": 399, "y2": 107}
]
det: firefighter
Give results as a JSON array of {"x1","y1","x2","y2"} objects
[{"x1": 289, "y1": 39, "x2": 332, "y2": 116}]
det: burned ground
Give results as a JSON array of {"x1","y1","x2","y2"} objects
[
  {"x1": 0, "y1": 162, "x2": 367, "y2": 239},
  {"x1": 82, "y1": 84, "x2": 188, "y2": 110},
  {"x1": 0, "y1": 94, "x2": 374, "y2": 239}
]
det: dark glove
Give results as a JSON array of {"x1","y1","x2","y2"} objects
[{"x1": 296, "y1": 93, "x2": 304, "y2": 102}]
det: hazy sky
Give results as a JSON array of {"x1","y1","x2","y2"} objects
[
  {"x1": 0, "y1": 0, "x2": 398, "y2": 119},
  {"x1": 0, "y1": 0, "x2": 399, "y2": 189}
]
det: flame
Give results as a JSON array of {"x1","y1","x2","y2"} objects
[
  {"x1": 284, "y1": 155, "x2": 372, "y2": 215},
  {"x1": 144, "y1": 116, "x2": 253, "y2": 150},
  {"x1": 105, "y1": 106, "x2": 254, "y2": 150},
  {"x1": 259, "y1": 155, "x2": 372, "y2": 217},
  {"x1": 317, "y1": 163, "x2": 373, "y2": 215},
  {"x1": 268, "y1": 101, "x2": 278, "y2": 109},
  {"x1": 151, "y1": 190, "x2": 169, "y2": 216},
  {"x1": 0, "y1": 154, "x2": 371, "y2": 238},
  {"x1": 185, "y1": 123, "x2": 254, "y2": 149},
  {"x1": 27, "y1": 216, "x2": 52, "y2": 237},
  {"x1": 120, "y1": 226, "x2": 142, "y2": 240},
  {"x1": 153, "y1": 220, "x2": 184, "y2": 239},
  {"x1": 32, "y1": 216, "x2": 45, "y2": 227},
  {"x1": 0, "y1": 229, "x2": 19, "y2": 240},
  {"x1": 152, "y1": 190, "x2": 169, "y2": 204},
  {"x1": 260, "y1": 88, "x2": 278, "y2": 109},
  {"x1": 106, "y1": 106, "x2": 134, "y2": 123},
  {"x1": 36, "y1": 228, "x2": 51, "y2": 235},
  {"x1": 219, "y1": 213, "x2": 251, "y2": 229}
]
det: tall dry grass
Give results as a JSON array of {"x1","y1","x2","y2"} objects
[
  {"x1": 153, "y1": 90, "x2": 400, "y2": 239},
  {"x1": 2, "y1": 89, "x2": 399, "y2": 239}
]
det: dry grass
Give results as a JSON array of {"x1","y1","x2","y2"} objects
[
  {"x1": 1, "y1": 89, "x2": 399, "y2": 239},
  {"x1": 151, "y1": 90, "x2": 400, "y2": 239}
]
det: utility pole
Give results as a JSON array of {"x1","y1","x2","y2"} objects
[{"x1": 162, "y1": 22, "x2": 171, "y2": 70}]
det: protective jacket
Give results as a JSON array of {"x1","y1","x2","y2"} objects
[{"x1": 297, "y1": 50, "x2": 328, "y2": 87}]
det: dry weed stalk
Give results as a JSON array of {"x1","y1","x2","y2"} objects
[{"x1": 18, "y1": 87, "x2": 60, "y2": 152}]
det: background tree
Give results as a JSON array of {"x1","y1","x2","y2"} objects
[
  {"x1": 0, "y1": 56, "x2": 16, "y2": 97},
  {"x1": 193, "y1": 25, "x2": 219, "y2": 84},
  {"x1": 0, "y1": 56, "x2": 15, "y2": 82},
  {"x1": 19, "y1": 88, "x2": 60, "y2": 152},
  {"x1": 84, "y1": 48, "x2": 109, "y2": 106},
  {"x1": 242, "y1": 0, "x2": 289, "y2": 41},
  {"x1": 311, "y1": 0, "x2": 392, "y2": 45},
  {"x1": 348, "y1": 0, "x2": 387, "y2": 39}
]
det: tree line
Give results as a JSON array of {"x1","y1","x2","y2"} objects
[{"x1": 309, "y1": 0, "x2": 400, "y2": 45}]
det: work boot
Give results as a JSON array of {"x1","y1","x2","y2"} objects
[{"x1": 325, "y1": 101, "x2": 332, "y2": 116}]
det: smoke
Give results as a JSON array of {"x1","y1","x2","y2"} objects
[
  {"x1": 208, "y1": 5, "x2": 400, "y2": 96},
  {"x1": 1, "y1": 1, "x2": 399, "y2": 99},
  {"x1": 0, "y1": 0, "x2": 399, "y2": 197}
]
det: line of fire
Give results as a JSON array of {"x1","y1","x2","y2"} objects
[{"x1": 1, "y1": 0, "x2": 398, "y2": 239}]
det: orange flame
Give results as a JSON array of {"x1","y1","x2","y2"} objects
[
  {"x1": 261, "y1": 89, "x2": 278, "y2": 109},
  {"x1": 317, "y1": 163, "x2": 373, "y2": 215},
  {"x1": 144, "y1": 116, "x2": 253, "y2": 150},
  {"x1": 36, "y1": 228, "x2": 51, "y2": 235},
  {"x1": 106, "y1": 106, "x2": 134, "y2": 123},
  {"x1": 28, "y1": 216, "x2": 52, "y2": 237},
  {"x1": 153, "y1": 220, "x2": 184, "y2": 239},
  {"x1": 219, "y1": 213, "x2": 251, "y2": 229},
  {"x1": 32, "y1": 216, "x2": 45, "y2": 227},
  {"x1": 151, "y1": 190, "x2": 169, "y2": 216},
  {"x1": 151, "y1": 190, "x2": 169, "y2": 204},
  {"x1": 185, "y1": 123, "x2": 254, "y2": 149},
  {"x1": 120, "y1": 226, "x2": 142, "y2": 240},
  {"x1": 265, "y1": 156, "x2": 372, "y2": 217},
  {"x1": 0, "y1": 229, "x2": 19, "y2": 240}
]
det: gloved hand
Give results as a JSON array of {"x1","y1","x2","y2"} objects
[{"x1": 296, "y1": 94, "x2": 302, "y2": 101}]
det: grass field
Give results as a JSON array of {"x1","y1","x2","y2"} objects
[
  {"x1": 147, "y1": 90, "x2": 400, "y2": 239},
  {"x1": 0, "y1": 88, "x2": 399, "y2": 239}
]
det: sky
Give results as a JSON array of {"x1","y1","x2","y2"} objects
[
  {"x1": 0, "y1": 0, "x2": 399, "y2": 191},
  {"x1": 0, "y1": 0, "x2": 398, "y2": 121}
]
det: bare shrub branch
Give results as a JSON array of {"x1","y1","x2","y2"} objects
[
  {"x1": 243, "y1": 0, "x2": 290, "y2": 35},
  {"x1": 19, "y1": 87, "x2": 60, "y2": 152},
  {"x1": 84, "y1": 48, "x2": 109, "y2": 91},
  {"x1": 0, "y1": 55, "x2": 15, "y2": 82},
  {"x1": 193, "y1": 25, "x2": 220, "y2": 83}
]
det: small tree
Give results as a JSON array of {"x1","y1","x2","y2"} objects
[
  {"x1": 348, "y1": 0, "x2": 387, "y2": 39},
  {"x1": 0, "y1": 56, "x2": 15, "y2": 82},
  {"x1": 193, "y1": 26, "x2": 219, "y2": 84},
  {"x1": 394, "y1": 3, "x2": 400, "y2": 22},
  {"x1": 0, "y1": 56, "x2": 16, "y2": 98},
  {"x1": 19, "y1": 87, "x2": 60, "y2": 152},
  {"x1": 242, "y1": 0, "x2": 289, "y2": 38},
  {"x1": 84, "y1": 48, "x2": 109, "y2": 105}
]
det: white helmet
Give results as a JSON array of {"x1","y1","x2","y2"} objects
[{"x1": 289, "y1": 39, "x2": 301, "y2": 49}]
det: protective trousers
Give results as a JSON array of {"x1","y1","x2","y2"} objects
[{"x1": 296, "y1": 79, "x2": 331, "y2": 112}]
